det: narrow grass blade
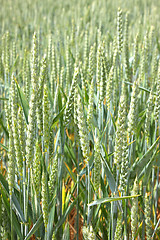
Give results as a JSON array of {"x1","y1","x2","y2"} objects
[
  {"x1": 0, "y1": 142, "x2": 8, "y2": 151},
  {"x1": 101, "y1": 153, "x2": 116, "y2": 193},
  {"x1": 0, "y1": 173, "x2": 26, "y2": 223},
  {"x1": 51, "y1": 105, "x2": 65, "y2": 129},
  {"x1": 15, "y1": 79, "x2": 29, "y2": 124},
  {"x1": 1, "y1": 188, "x2": 23, "y2": 239},
  {"x1": 130, "y1": 137, "x2": 159, "y2": 178},
  {"x1": 0, "y1": 117, "x2": 9, "y2": 138},
  {"x1": 89, "y1": 195, "x2": 140, "y2": 207}
]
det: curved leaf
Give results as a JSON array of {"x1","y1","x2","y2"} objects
[
  {"x1": 15, "y1": 79, "x2": 29, "y2": 124},
  {"x1": 130, "y1": 137, "x2": 159, "y2": 179},
  {"x1": 89, "y1": 195, "x2": 140, "y2": 207}
]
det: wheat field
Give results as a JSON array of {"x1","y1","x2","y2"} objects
[{"x1": 0, "y1": 0, "x2": 160, "y2": 239}]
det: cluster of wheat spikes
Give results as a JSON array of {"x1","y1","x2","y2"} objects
[{"x1": 0, "y1": 0, "x2": 160, "y2": 239}]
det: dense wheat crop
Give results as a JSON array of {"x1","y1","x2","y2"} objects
[{"x1": 0, "y1": 0, "x2": 160, "y2": 239}]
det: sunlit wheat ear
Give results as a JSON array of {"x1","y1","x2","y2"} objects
[
  {"x1": 112, "y1": 39, "x2": 118, "y2": 66},
  {"x1": 80, "y1": 62, "x2": 88, "y2": 94},
  {"x1": 26, "y1": 32, "x2": 39, "y2": 167},
  {"x1": 119, "y1": 132, "x2": 128, "y2": 193},
  {"x1": 87, "y1": 78, "x2": 94, "y2": 131},
  {"x1": 74, "y1": 86, "x2": 78, "y2": 126},
  {"x1": 5, "y1": 31, "x2": 10, "y2": 78},
  {"x1": 41, "y1": 170, "x2": 49, "y2": 232},
  {"x1": 37, "y1": 55, "x2": 47, "y2": 133},
  {"x1": 47, "y1": 34, "x2": 52, "y2": 68},
  {"x1": 139, "y1": 39, "x2": 145, "y2": 84},
  {"x1": 145, "y1": 89, "x2": 154, "y2": 143},
  {"x1": 123, "y1": 12, "x2": 130, "y2": 80},
  {"x1": 94, "y1": 130, "x2": 101, "y2": 194},
  {"x1": 149, "y1": 26, "x2": 155, "y2": 50},
  {"x1": 10, "y1": 75, "x2": 23, "y2": 180},
  {"x1": 133, "y1": 34, "x2": 139, "y2": 77},
  {"x1": 60, "y1": 66, "x2": 65, "y2": 90},
  {"x1": 23, "y1": 49, "x2": 30, "y2": 101},
  {"x1": 145, "y1": 193, "x2": 152, "y2": 239},
  {"x1": 65, "y1": 36, "x2": 71, "y2": 95},
  {"x1": 83, "y1": 30, "x2": 89, "y2": 79},
  {"x1": 56, "y1": 54, "x2": 61, "y2": 80},
  {"x1": 144, "y1": 32, "x2": 149, "y2": 79},
  {"x1": 64, "y1": 66, "x2": 79, "y2": 126},
  {"x1": 117, "y1": 8, "x2": 123, "y2": 55},
  {"x1": 71, "y1": 19, "x2": 75, "y2": 44},
  {"x1": 49, "y1": 129, "x2": 54, "y2": 160},
  {"x1": 53, "y1": 82, "x2": 59, "y2": 113},
  {"x1": 82, "y1": 225, "x2": 96, "y2": 240},
  {"x1": 11, "y1": 40, "x2": 16, "y2": 66},
  {"x1": 33, "y1": 141, "x2": 42, "y2": 197},
  {"x1": 114, "y1": 90, "x2": 127, "y2": 169},
  {"x1": 154, "y1": 64, "x2": 160, "y2": 123},
  {"x1": 114, "y1": 211, "x2": 122, "y2": 240},
  {"x1": 88, "y1": 44, "x2": 95, "y2": 85},
  {"x1": 31, "y1": 32, "x2": 38, "y2": 89},
  {"x1": 99, "y1": 51, "x2": 106, "y2": 108},
  {"x1": 4, "y1": 104, "x2": 8, "y2": 132},
  {"x1": 128, "y1": 79, "x2": 139, "y2": 136},
  {"x1": 26, "y1": 89, "x2": 37, "y2": 167},
  {"x1": 48, "y1": 153, "x2": 58, "y2": 198},
  {"x1": 77, "y1": 94, "x2": 90, "y2": 163},
  {"x1": 151, "y1": 49, "x2": 158, "y2": 86},
  {"x1": 96, "y1": 43, "x2": 102, "y2": 92},
  {"x1": 106, "y1": 65, "x2": 114, "y2": 110},
  {"x1": 50, "y1": 43, "x2": 56, "y2": 97},
  {"x1": 131, "y1": 177, "x2": 138, "y2": 239},
  {"x1": 43, "y1": 84, "x2": 50, "y2": 151}
]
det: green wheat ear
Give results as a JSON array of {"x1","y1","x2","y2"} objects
[
  {"x1": 18, "y1": 106, "x2": 26, "y2": 160},
  {"x1": 131, "y1": 177, "x2": 139, "y2": 239},
  {"x1": 41, "y1": 170, "x2": 49, "y2": 232},
  {"x1": 96, "y1": 43, "x2": 102, "y2": 92},
  {"x1": 64, "y1": 66, "x2": 79, "y2": 126},
  {"x1": 37, "y1": 55, "x2": 47, "y2": 133},
  {"x1": 128, "y1": 79, "x2": 139, "y2": 136},
  {"x1": 114, "y1": 87, "x2": 127, "y2": 169},
  {"x1": 87, "y1": 78, "x2": 94, "y2": 131},
  {"x1": 99, "y1": 50, "x2": 106, "y2": 108},
  {"x1": 43, "y1": 84, "x2": 50, "y2": 151},
  {"x1": 65, "y1": 36, "x2": 71, "y2": 95},
  {"x1": 106, "y1": 65, "x2": 114, "y2": 110},
  {"x1": 145, "y1": 193, "x2": 152, "y2": 239},
  {"x1": 117, "y1": 8, "x2": 123, "y2": 55},
  {"x1": 26, "y1": 32, "x2": 39, "y2": 167},
  {"x1": 50, "y1": 43, "x2": 57, "y2": 97},
  {"x1": 133, "y1": 34, "x2": 139, "y2": 78},
  {"x1": 114, "y1": 211, "x2": 122, "y2": 240},
  {"x1": 77, "y1": 93, "x2": 90, "y2": 163},
  {"x1": 94, "y1": 130, "x2": 101, "y2": 195},
  {"x1": 74, "y1": 86, "x2": 79, "y2": 126},
  {"x1": 33, "y1": 141, "x2": 42, "y2": 197},
  {"x1": 88, "y1": 44, "x2": 95, "y2": 85},
  {"x1": 48, "y1": 153, "x2": 58, "y2": 198},
  {"x1": 154, "y1": 64, "x2": 160, "y2": 123},
  {"x1": 145, "y1": 89, "x2": 154, "y2": 145},
  {"x1": 82, "y1": 225, "x2": 96, "y2": 240}
]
